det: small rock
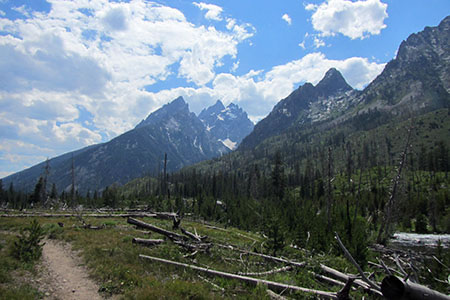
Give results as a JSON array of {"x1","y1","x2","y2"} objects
[
  {"x1": 72, "y1": 289, "x2": 76, "y2": 293},
  {"x1": 45, "y1": 292, "x2": 50, "y2": 296}
]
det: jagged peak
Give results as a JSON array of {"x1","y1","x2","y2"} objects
[
  {"x1": 315, "y1": 68, "x2": 352, "y2": 95},
  {"x1": 135, "y1": 96, "x2": 190, "y2": 129},
  {"x1": 199, "y1": 100, "x2": 225, "y2": 119}
]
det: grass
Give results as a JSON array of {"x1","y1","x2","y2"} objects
[
  {"x1": 0, "y1": 214, "x2": 396, "y2": 299},
  {"x1": 0, "y1": 231, "x2": 42, "y2": 300}
]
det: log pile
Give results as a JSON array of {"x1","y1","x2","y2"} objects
[{"x1": 128, "y1": 219, "x2": 449, "y2": 299}]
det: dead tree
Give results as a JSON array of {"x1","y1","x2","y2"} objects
[
  {"x1": 127, "y1": 217, "x2": 188, "y2": 241},
  {"x1": 381, "y1": 275, "x2": 450, "y2": 300},
  {"x1": 139, "y1": 254, "x2": 338, "y2": 299},
  {"x1": 132, "y1": 238, "x2": 164, "y2": 247},
  {"x1": 377, "y1": 125, "x2": 412, "y2": 244}
]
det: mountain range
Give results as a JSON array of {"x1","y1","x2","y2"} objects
[
  {"x1": 3, "y1": 15, "x2": 450, "y2": 196},
  {"x1": 2, "y1": 97, "x2": 253, "y2": 193},
  {"x1": 190, "y1": 16, "x2": 449, "y2": 177},
  {"x1": 239, "y1": 16, "x2": 449, "y2": 152}
]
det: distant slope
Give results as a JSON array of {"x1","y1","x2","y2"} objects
[
  {"x1": 3, "y1": 97, "x2": 230, "y2": 193},
  {"x1": 240, "y1": 68, "x2": 358, "y2": 150}
]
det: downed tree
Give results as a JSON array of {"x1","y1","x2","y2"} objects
[
  {"x1": 334, "y1": 232, "x2": 381, "y2": 292},
  {"x1": 127, "y1": 217, "x2": 188, "y2": 241},
  {"x1": 319, "y1": 264, "x2": 373, "y2": 291},
  {"x1": 0, "y1": 213, "x2": 157, "y2": 218},
  {"x1": 216, "y1": 244, "x2": 306, "y2": 268},
  {"x1": 381, "y1": 275, "x2": 450, "y2": 300},
  {"x1": 132, "y1": 238, "x2": 164, "y2": 247},
  {"x1": 173, "y1": 240, "x2": 212, "y2": 253},
  {"x1": 139, "y1": 254, "x2": 338, "y2": 299},
  {"x1": 180, "y1": 226, "x2": 207, "y2": 242},
  {"x1": 238, "y1": 265, "x2": 293, "y2": 276}
]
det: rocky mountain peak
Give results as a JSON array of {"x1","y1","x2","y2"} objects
[
  {"x1": 198, "y1": 100, "x2": 225, "y2": 120},
  {"x1": 315, "y1": 68, "x2": 353, "y2": 96},
  {"x1": 135, "y1": 96, "x2": 190, "y2": 129},
  {"x1": 199, "y1": 101, "x2": 254, "y2": 150}
]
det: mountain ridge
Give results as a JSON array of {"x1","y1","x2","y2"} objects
[{"x1": 3, "y1": 97, "x2": 251, "y2": 193}]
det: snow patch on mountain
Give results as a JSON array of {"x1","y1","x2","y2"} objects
[{"x1": 220, "y1": 138, "x2": 237, "y2": 150}]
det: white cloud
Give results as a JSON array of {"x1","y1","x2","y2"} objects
[
  {"x1": 306, "y1": 0, "x2": 388, "y2": 39},
  {"x1": 0, "y1": 0, "x2": 254, "y2": 175},
  {"x1": 282, "y1": 13, "x2": 292, "y2": 25},
  {"x1": 313, "y1": 36, "x2": 325, "y2": 48},
  {"x1": 193, "y1": 2, "x2": 223, "y2": 21},
  {"x1": 231, "y1": 60, "x2": 239, "y2": 72},
  {"x1": 172, "y1": 52, "x2": 385, "y2": 121}
]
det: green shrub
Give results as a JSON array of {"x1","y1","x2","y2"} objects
[
  {"x1": 11, "y1": 219, "x2": 45, "y2": 263},
  {"x1": 43, "y1": 223, "x2": 64, "y2": 240}
]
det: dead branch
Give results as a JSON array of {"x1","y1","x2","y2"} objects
[
  {"x1": 238, "y1": 265, "x2": 293, "y2": 276},
  {"x1": 153, "y1": 212, "x2": 179, "y2": 220},
  {"x1": 310, "y1": 271, "x2": 350, "y2": 288},
  {"x1": 180, "y1": 227, "x2": 207, "y2": 242},
  {"x1": 204, "y1": 224, "x2": 229, "y2": 232},
  {"x1": 127, "y1": 217, "x2": 188, "y2": 241},
  {"x1": 394, "y1": 255, "x2": 408, "y2": 278},
  {"x1": 266, "y1": 289, "x2": 288, "y2": 300},
  {"x1": 320, "y1": 264, "x2": 381, "y2": 295},
  {"x1": 334, "y1": 232, "x2": 381, "y2": 292},
  {"x1": 197, "y1": 274, "x2": 225, "y2": 292},
  {"x1": 183, "y1": 251, "x2": 198, "y2": 259},
  {"x1": 139, "y1": 254, "x2": 338, "y2": 299},
  {"x1": 381, "y1": 275, "x2": 450, "y2": 300},
  {"x1": 132, "y1": 238, "x2": 164, "y2": 247}
]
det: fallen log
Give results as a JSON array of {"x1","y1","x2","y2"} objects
[
  {"x1": 216, "y1": 243, "x2": 306, "y2": 268},
  {"x1": 132, "y1": 238, "x2": 164, "y2": 247},
  {"x1": 127, "y1": 217, "x2": 188, "y2": 241},
  {"x1": 139, "y1": 254, "x2": 338, "y2": 299},
  {"x1": 238, "y1": 265, "x2": 293, "y2": 276},
  {"x1": 153, "y1": 212, "x2": 179, "y2": 220},
  {"x1": 335, "y1": 232, "x2": 381, "y2": 292},
  {"x1": 381, "y1": 275, "x2": 450, "y2": 300},
  {"x1": 319, "y1": 264, "x2": 383, "y2": 296},
  {"x1": 180, "y1": 227, "x2": 208, "y2": 242},
  {"x1": 0, "y1": 213, "x2": 157, "y2": 218},
  {"x1": 180, "y1": 226, "x2": 201, "y2": 241}
]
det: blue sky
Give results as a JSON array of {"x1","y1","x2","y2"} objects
[{"x1": 0, "y1": 0, "x2": 449, "y2": 178}]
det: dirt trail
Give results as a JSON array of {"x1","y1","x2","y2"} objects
[{"x1": 37, "y1": 239, "x2": 102, "y2": 300}]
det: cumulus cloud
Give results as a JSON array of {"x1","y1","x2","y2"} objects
[
  {"x1": 146, "y1": 52, "x2": 384, "y2": 124},
  {"x1": 282, "y1": 14, "x2": 292, "y2": 25},
  {"x1": 0, "y1": 0, "x2": 254, "y2": 174},
  {"x1": 306, "y1": 0, "x2": 388, "y2": 39},
  {"x1": 193, "y1": 2, "x2": 223, "y2": 21}
]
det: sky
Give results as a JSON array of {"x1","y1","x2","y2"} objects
[{"x1": 0, "y1": 0, "x2": 449, "y2": 178}]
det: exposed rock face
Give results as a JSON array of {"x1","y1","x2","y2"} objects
[
  {"x1": 241, "y1": 16, "x2": 450, "y2": 150},
  {"x1": 240, "y1": 68, "x2": 358, "y2": 150},
  {"x1": 199, "y1": 100, "x2": 254, "y2": 150},
  {"x1": 361, "y1": 16, "x2": 450, "y2": 113}
]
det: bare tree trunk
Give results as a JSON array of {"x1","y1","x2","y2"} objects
[
  {"x1": 132, "y1": 238, "x2": 164, "y2": 247},
  {"x1": 377, "y1": 125, "x2": 412, "y2": 244},
  {"x1": 139, "y1": 254, "x2": 338, "y2": 299},
  {"x1": 127, "y1": 217, "x2": 188, "y2": 241},
  {"x1": 381, "y1": 275, "x2": 450, "y2": 300}
]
